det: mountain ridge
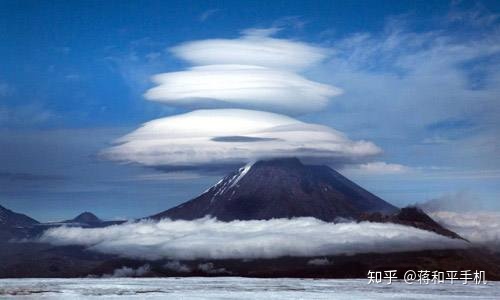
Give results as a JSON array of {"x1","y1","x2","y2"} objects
[{"x1": 0, "y1": 205, "x2": 39, "y2": 228}]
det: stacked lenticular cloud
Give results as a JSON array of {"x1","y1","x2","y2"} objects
[{"x1": 104, "y1": 30, "x2": 381, "y2": 170}]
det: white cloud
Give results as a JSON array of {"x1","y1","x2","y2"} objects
[
  {"x1": 145, "y1": 65, "x2": 341, "y2": 114},
  {"x1": 307, "y1": 258, "x2": 332, "y2": 266},
  {"x1": 39, "y1": 217, "x2": 467, "y2": 261},
  {"x1": 342, "y1": 161, "x2": 411, "y2": 175},
  {"x1": 134, "y1": 172, "x2": 202, "y2": 181},
  {"x1": 241, "y1": 27, "x2": 283, "y2": 38},
  {"x1": 197, "y1": 262, "x2": 229, "y2": 275},
  {"x1": 170, "y1": 30, "x2": 328, "y2": 70},
  {"x1": 103, "y1": 264, "x2": 151, "y2": 278},
  {"x1": 102, "y1": 109, "x2": 380, "y2": 169},
  {"x1": 430, "y1": 211, "x2": 500, "y2": 249}
]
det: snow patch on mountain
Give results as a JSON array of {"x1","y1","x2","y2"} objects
[{"x1": 229, "y1": 162, "x2": 254, "y2": 189}]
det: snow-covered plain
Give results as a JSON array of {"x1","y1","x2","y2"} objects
[{"x1": 0, "y1": 278, "x2": 498, "y2": 299}]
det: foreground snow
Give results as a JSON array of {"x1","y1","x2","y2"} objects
[{"x1": 0, "y1": 277, "x2": 498, "y2": 299}]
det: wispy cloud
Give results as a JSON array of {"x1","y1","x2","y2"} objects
[
  {"x1": 319, "y1": 23, "x2": 500, "y2": 130},
  {"x1": 0, "y1": 104, "x2": 56, "y2": 127},
  {"x1": 0, "y1": 171, "x2": 65, "y2": 182},
  {"x1": 199, "y1": 8, "x2": 220, "y2": 22},
  {"x1": 310, "y1": 9, "x2": 500, "y2": 173},
  {"x1": 342, "y1": 161, "x2": 411, "y2": 175},
  {"x1": 418, "y1": 191, "x2": 484, "y2": 213}
]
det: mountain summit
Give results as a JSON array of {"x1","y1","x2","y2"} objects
[{"x1": 152, "y1": 157, "x2": 398, "y2": 221}]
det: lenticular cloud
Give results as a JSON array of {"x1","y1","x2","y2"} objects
[
  {"x1": 103, "y1": 109, "x2": 381, "y2": 168},
  {"x1": 170, "y1": 29, "x2": 328, "y2": 70},
  {"x1": 39, "y1": 217, "x2": 467, "y2": 260},
  {"x1": 104, "y1": 30, "x2": 385, "y2": 170},
  {"x1": 145, "y1": 65, "x2": 340, "y2": 114},
  {"x1": 145, "y1": 30, "x2": 341, "y2": 114}
]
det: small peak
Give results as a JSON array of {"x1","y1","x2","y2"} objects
[{"x1": 71, "y1": 211, "x2": 101, "y2": 224}]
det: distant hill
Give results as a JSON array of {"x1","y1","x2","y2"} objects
[
  {"x1": 0, "y1": 205, "x2": 125, "y2": 241},
  {"x1": 57, "y1": 212, "x2": 125, "y2": 228}
]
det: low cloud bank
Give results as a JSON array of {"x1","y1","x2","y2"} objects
[
  {"x1": 430, "y1": 211, "x2": 500, "y2": 249},
  {"x1": 164, "y1": 261, "x2": 191, "y2": 273},
  {"x1": 163, "y1": 261, "x2": 229, "y2": 274},
  {"x1": 39, "y1": 217, "x2": 466, "y2": 261}
]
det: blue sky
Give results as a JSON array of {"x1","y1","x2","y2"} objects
[{"x1": 1, "y1": 0, "x2": 499, "y2": 221}]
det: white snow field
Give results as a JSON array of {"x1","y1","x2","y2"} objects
[{"x1": 0, "y1": 277, "x2": 499, "y2": 299}]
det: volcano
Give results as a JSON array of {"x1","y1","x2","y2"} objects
[
  {"x1": 152, "y1": 157, "x2": 399, "y2": 221},
  {"x1": 151, "y1": 158, "x2": 464, "y2": 240}
]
